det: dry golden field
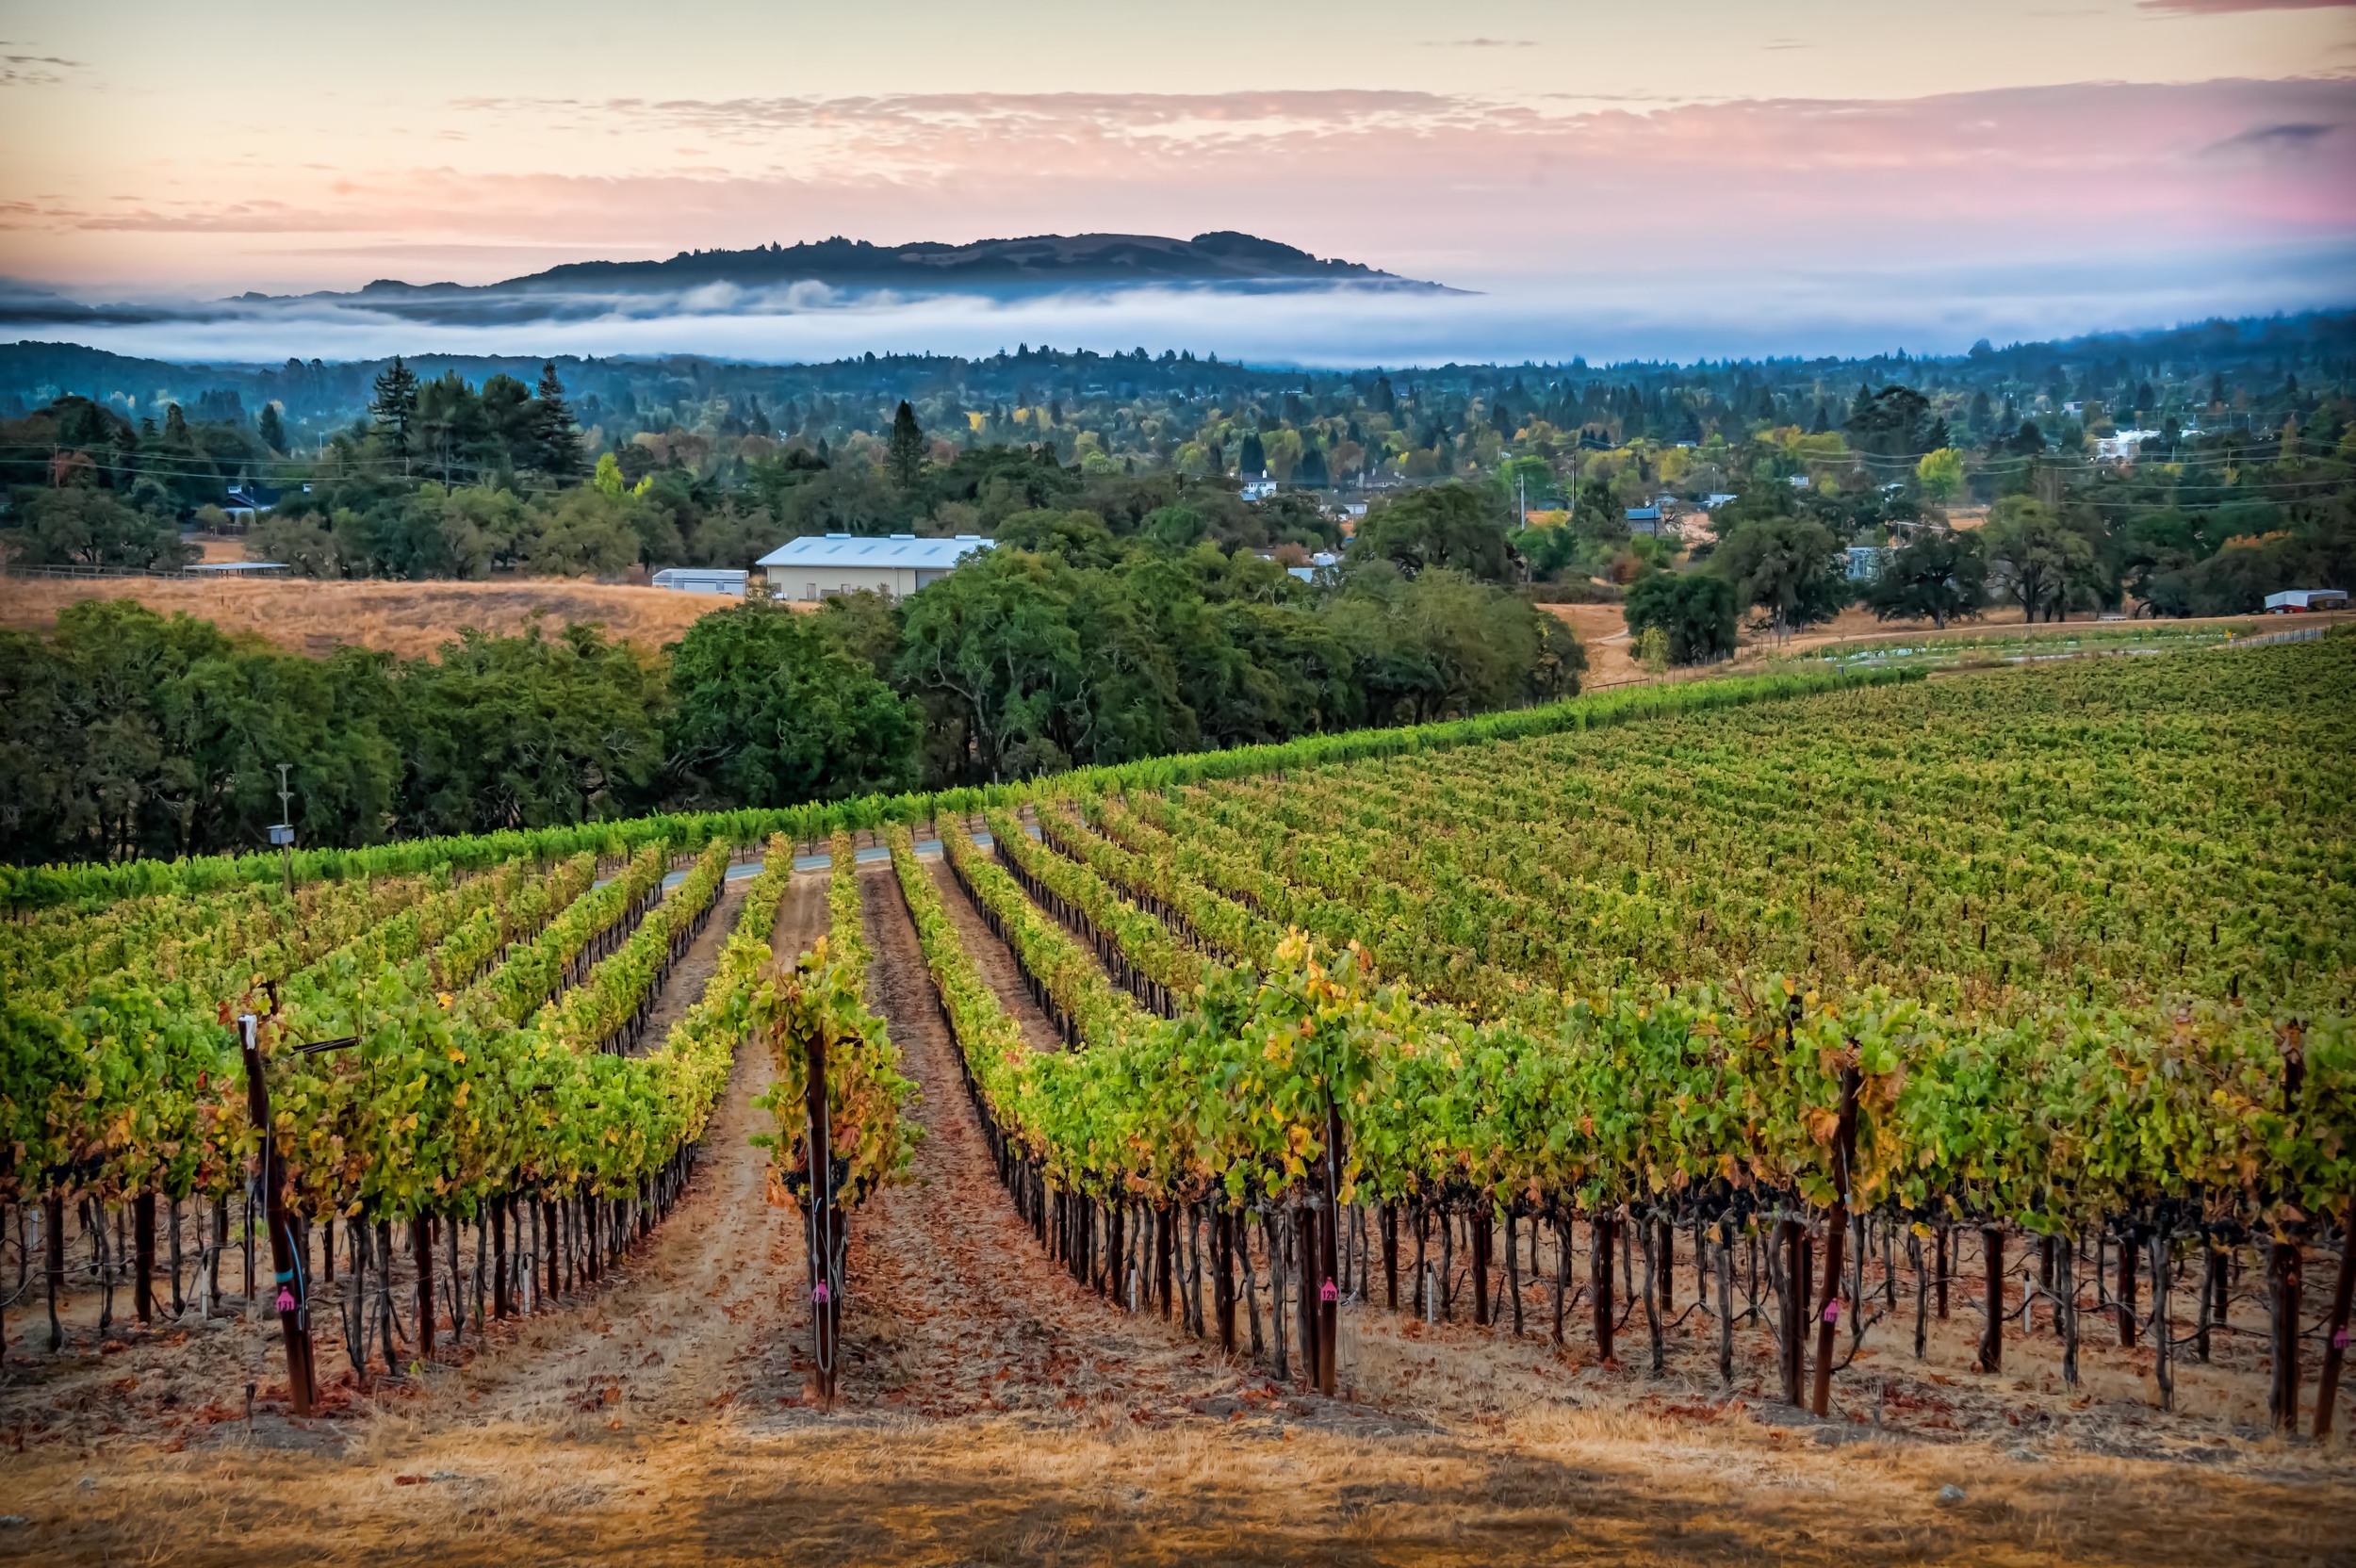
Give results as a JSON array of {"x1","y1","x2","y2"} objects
[{"x1": 0, "y1": 575, "x2": 747, "y2": 659}]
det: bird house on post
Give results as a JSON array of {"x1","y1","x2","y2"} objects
[{"x1": 270, "y1": 762, "x2": 295, "y2": 891}]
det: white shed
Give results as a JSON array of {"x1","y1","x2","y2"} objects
[
  {"x1": 755, "y1": 533, "x2": 994, "y2": 602},
  {"x1": 650, "y1": 567, "x2": 747, "y2": 596},
  {"x1": 2263, "y1": 588, "x2": 2348, "y2": 613}
]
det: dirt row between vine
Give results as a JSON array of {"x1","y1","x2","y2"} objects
[
  {"x1": 626, "y1": 876, "x2": 749, "y2": 1055},
  {"x1": 922, "y1": 848, "x2": 1067, "y2": 1054},
  {"x1": 807, "y1": 862, "x2": 1264, "y2": 1422}
]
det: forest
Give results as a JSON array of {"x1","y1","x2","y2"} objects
[
  {"x1": 3, "y1": 312, "x2": 2349, "y2": 625},
  {"x1": 3, "y1": 311, "x2": 2353, "y2": 866}
]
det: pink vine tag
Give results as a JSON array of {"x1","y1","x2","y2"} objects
[
  {"x1": 811, "y1": 1282, "x2": 830, "y2": 1304},
  {"x1": 2336, "y1": 1329, "x2": 2350, "y2": 1350},
  {"x1": 275, "y1": 1288, "x2": 297, "y2": 1314},
  {"x1": 1320, "y1": 1279, "x2": 1339, "y2": 1303},
  {"x1": 1823, "y1": 1300, "x2": 1841, "y2": 1323}
]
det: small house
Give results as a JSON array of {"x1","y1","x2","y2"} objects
[{"x1": 1845, "y1": 546, "x2": 1889, "y2": 582}]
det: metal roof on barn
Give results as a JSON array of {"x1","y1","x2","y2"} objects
[{"x1": 755, "y1": 532, "x2": 994, "y2": 569}]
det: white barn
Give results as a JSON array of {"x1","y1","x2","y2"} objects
[{"x1": 756, "y1": 532, "x2": 993, "y2": 602}]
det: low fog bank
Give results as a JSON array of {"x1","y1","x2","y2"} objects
[{"x1": 5, "y1": 242, "x2": 2350, "y2": 368}]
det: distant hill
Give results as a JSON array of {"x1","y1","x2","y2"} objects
[
  {"x1": 487, "y1": 231, "x2": 1434, "y2": 292},
  {"x1": 218, "y1": 231, "x2": 1453, "y2": 325}
]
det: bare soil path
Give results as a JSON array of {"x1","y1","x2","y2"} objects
[
  {"x1": 430, "y1": 869, "x2": 827, "y2": 1431},
  {"x1": 822, "y1": 864, "x2": 1253, "y2": 1423},
  {"x1": 924, "y1": 855, "x2": 1063, "y2": 1054},
  {"x1": 627, "y1": 878, "x2": 747, "y2": 1055}
]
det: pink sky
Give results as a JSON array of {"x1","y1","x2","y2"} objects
[{"x1": 1, "y1": 0, "x2": 2350, "y2": 355}]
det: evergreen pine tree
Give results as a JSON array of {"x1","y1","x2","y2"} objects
[
  {"x1": 370, "y1": 357, "x2": 418, "y2": 459},
  {"x1": 1238, "y1": 430, "x2": 1267, "y2": 477},
  {"x1": 532, "y1": 362, "x2": 584, "y2": 480},
  {"x1": 162, "y1": 402, "x2": 189, "y2": 444},
  {"x1": 256, "y1": 403, "x2": 287, "y2": 453},
  {"x1": 1298, "y1": 441, "x2": 1330, "y2": 489},
  {"x1": 888, "y1": 400, "x2": 924, "y2": 488}
]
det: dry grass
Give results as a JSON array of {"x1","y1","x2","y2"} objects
[
  {"x1": 1542, "y1": 601, "x2": 2331, "y2": 692},
  {"x1": 5, "y1": 1384, "x2": 2348, "y2": 1566},
  {"x1": 0, "y1": 576, "x2": 746, "y2": 659}
]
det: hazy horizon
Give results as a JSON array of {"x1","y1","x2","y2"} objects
[{"x1": 5, "y1": 1, "x2": 2351, "y2": 365}]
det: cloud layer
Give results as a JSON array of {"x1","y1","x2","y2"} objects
[{"x1": 3, "y1": 74, "x2": 2350, "y2": 361}]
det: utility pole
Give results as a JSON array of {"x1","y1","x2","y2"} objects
[{"x1": 270, "y1": 763, "x2": 295, "y2": 893}]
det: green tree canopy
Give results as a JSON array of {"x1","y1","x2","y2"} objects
[
  {"x1": 1624, "y1": 571, "x2": 1740, "y2": 664},
  {"x1": 1712, "y1": 515, "x2": 1847, "y2": 638},
  {"x1": 1982, "y1": 497, "x2": 2103, "y2": 622},
  {"x1": 1350, "y1": 482, "x2": 1517, "y2": 583},
  {"x1": 1867, "y1": 528, "x2": 1986, "y2": 629},
  {"x1": 666, "y1": 601, "x2": 918, "y2": 806}
]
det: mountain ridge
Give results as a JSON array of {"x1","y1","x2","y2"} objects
[{"x1": 276, "y1": 230, "x2": 1449, "y2": 303}]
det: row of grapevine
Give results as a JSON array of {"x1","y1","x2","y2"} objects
[
  {"x1": 465, "y1": 845, "x2": 670, "y2": 1026},
  {"x1": 757, "y1": 830, "x2": 916, "y2": 1404},
  {"x1": 545, "y1": 841, "x2": 733, "y2": 1054},
  {"x1": 985, "y1": 807, "x2": 1206, "y2": 1017},
  {"x1": 936, "y1": 817, "x2": 1151, "y2": 1048},
  {"x1": 3, "y1": 663, "x2": 1923, "y2": 916},
  {"x1": 1036, "y1": 798, "x2": 1281, "y2": 968},
  {"x1": 757, "y1": 831, "x2": 918, "y2": 1207},
  {"x1": 890, "y1": 645, "x2": 2355, "y2": 1429}
]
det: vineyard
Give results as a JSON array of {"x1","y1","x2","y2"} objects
[{"x1": 1, "y1": 635, "x2": 2351, "y2": 1561}]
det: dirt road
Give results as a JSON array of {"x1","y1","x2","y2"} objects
[{"x1": 825, "y1": 864, "x2": 1251, "y2": 1420}]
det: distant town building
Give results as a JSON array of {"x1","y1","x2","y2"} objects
[
  {"x1": 1239, "y1": 479, "x2": 1278, "y2": 501},
  {"x1": 2095, "y1": 430, "x2": 2164, "y2": 462},
  {"x1": 755, "y1": 532, "x2": 993, "y2": 602},
  {"x1": 650, "y1": 567, "x2": 747, "y2": 596},
  {"x1": 1845, "y1": 545, "x2": 1889, "y2": 582}
]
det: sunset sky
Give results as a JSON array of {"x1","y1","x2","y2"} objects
[{"x1": 3, "y1": 0, "x2": 2351, "y2": 359}]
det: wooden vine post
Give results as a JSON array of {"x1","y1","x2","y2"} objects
[
  {"x1": 2271, "y1": 1037, "x2": 2305, "y2": 1432},
  {"x1": 2315, "y1": 1194, "x2": 2355, "y2": 1442},
  {"x1": 1809, "y1": 1064, "x2": 1861, "y2": 1417},
  {"x1": 237, "y1": 1014, "x2": 317, "y2": 1416},
  {"x1": 1317, "y1": 1094, "x2": 1343, "y2": 1398},
  {"x1": 412, "y1": 1217, "x2": 435, "y2": 1356},
  {"x1": 804, "y1": 1024, "x2": 843, "y2": 1410}
]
